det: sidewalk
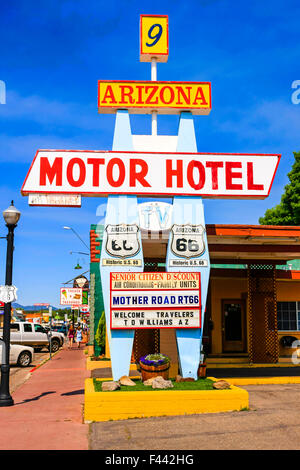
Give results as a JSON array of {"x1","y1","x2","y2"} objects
[{"x1": 0, "y1": 345, "x2": 90, "y2": 450}]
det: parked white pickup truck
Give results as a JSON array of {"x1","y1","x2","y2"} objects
[{"x1": 0, "y1": 322, "x2": 64, "y2": 353}]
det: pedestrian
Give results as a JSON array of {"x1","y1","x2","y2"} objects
[
  {"x1": 83, "y1": 325, "x2": 89, "y2": 343},
  {"x1": 68, "y1": 324, "x2": 75, "y2": 349},
  {"x1": 76, "y1": 325, "x2": 83, "y2": 349}
]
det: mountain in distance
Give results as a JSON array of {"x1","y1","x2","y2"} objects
[{"x1": 12, "y1": 303, "x2": 71, "y2": 311}]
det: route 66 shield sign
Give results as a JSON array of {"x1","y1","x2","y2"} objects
[
  {"x1": 170, "y1": 224, "x2": 206, "y2": 259},
  {"x1": 105, "y1": 224, "x2": 140, "y2": 259},
  {"x1": 0, "y1": 285, "x2": 18, "y2": 303}
]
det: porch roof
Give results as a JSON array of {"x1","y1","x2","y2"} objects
[
  {"x1": 206, "y1": 224, "x2": 300, "y2": 264},
  {"x1": 142, "y1": 224, "x2": 300, "y2": 264}
]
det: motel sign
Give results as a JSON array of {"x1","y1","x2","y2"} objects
[{"x1": 21, "y1": 14, "x2": 280, "y2": 381}]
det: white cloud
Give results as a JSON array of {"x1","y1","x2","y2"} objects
[
  {"x1": 0, "y1": 132, "x2": 113, "y2": 162},
  {"x1": 217, "y1": 99, "x2": 300, "y2": 146},
  {"x1": 0, "y1": 90, "x2": 111, "y2": 131}
]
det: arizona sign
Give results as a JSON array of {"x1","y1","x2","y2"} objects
[
  {"x1": 98, "y1": 80, "x2": 211, "y2": 115},
  {"x1": 21, "y1": 150, "x2": 280, "y2": 199}
]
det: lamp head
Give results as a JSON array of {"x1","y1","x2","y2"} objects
[{"x1": 3, "y1": 200, "x2": 21, "y2": 226}]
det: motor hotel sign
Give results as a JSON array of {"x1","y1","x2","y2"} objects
[
  {"x1": 110, "y1": 272, "x2": 201, "y2": 329},
  {"x1": 21, "y1": 150, "x2": 280, "y2": 199}
]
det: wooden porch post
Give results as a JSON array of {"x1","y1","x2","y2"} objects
[{"x1": 248, "y1": 264, "x2": 279, "y2": 363}]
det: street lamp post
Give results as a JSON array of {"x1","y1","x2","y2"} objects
[
  {"x1": 0, "y1": 201, "x2": 21, "y2": 407},
  {"x1": 63, "y1": 226, "x2": 89, "y2": 330},
  {"x1": 63, "y1": 226, "x2": 90, "y2": 251}
]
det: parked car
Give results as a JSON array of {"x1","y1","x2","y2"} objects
[
  {"x1": 0, "y1": 340, "x2": 34, "y2": 367},
  {"x1": 51, "y1": 325, "x2": 68, "y2": 336},
  {"x1": 0, "y1": 322, "x2": 63, "y2": 353}
]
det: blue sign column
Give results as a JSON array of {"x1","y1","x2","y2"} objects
[
  {"x1": 100, "y1": 110, "x2": 144, "y2": 381},
  {"x1": 166, "y1": 112, "x2": 211, "y2": 379}
]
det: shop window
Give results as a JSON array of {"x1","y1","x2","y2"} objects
[{"x1": 277, "y1": 302, "x2": 300, "y2": 331}]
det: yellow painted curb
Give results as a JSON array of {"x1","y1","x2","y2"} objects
[
  {"x1": 223, "y1": 376, "x2": 300, "y2": 386},
  {"x1": 84, "y1": 377, "x2": 249, "y2": 422},
  {"x1": 207, "y1": 363, "x2": 300, "y2": 369}
]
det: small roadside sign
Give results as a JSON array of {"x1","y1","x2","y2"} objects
[
  {"x1": 0, "y1": 285, "x2": 18, "y2": 303},
  {"x1": 140, "y1": 14, "x2": 169, "y2": 62}
]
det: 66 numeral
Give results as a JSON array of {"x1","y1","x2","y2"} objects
[{"x1": 176, "y1": 238, "x2": 199, "y2": 252}]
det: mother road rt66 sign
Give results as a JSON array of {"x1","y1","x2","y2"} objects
[
  {"x1": 21, "y1": 149, "x2": 280, "y2": 199},
  {"x1": 110, "y1": 272, "x2": 201, "y2": 330}
]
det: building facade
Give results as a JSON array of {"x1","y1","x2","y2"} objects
[{"x1": 90, "y1": 223, "x2": 300, "y2": 368}]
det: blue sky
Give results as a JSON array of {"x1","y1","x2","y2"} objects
[{"x1": 0, "y1": 0, "x2": 300, "y2": 307}]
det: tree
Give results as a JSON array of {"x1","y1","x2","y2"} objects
[
  {"x1": 95, "y1": 311, "x2": 106, "y2": 354},
  {"x1": 55, "y1": 308, "x2": 72, "y2": 321},
  {"x1": 259, "y1": 152, "x2": 300, "y2": 225}
]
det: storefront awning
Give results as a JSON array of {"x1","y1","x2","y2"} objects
[{"x1": 142, "y1": 224, "x2": 300, "y2": 264}]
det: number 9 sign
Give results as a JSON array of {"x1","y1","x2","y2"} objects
[{"x1": 140, "y1": 15, "x2": 169, "y2": 62}]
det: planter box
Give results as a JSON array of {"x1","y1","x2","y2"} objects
[{"x1": 84, "y1": 377, "x2": 249, "y2": 422}]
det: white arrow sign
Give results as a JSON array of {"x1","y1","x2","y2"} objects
[{"x1": 21, "y1": 149, "x2": 280, "y2": 199}]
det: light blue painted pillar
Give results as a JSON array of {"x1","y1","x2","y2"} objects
[
  {"x1": 100, "y1": 110, "x2": 144, "y2": 381},
  {"x1": 166, "y1": 112, "x2": 211, "y2": 379}
]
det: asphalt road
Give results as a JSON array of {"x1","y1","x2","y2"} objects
[{"x1": 89, "y1": 383, "x2": 300, "y2": 450}]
